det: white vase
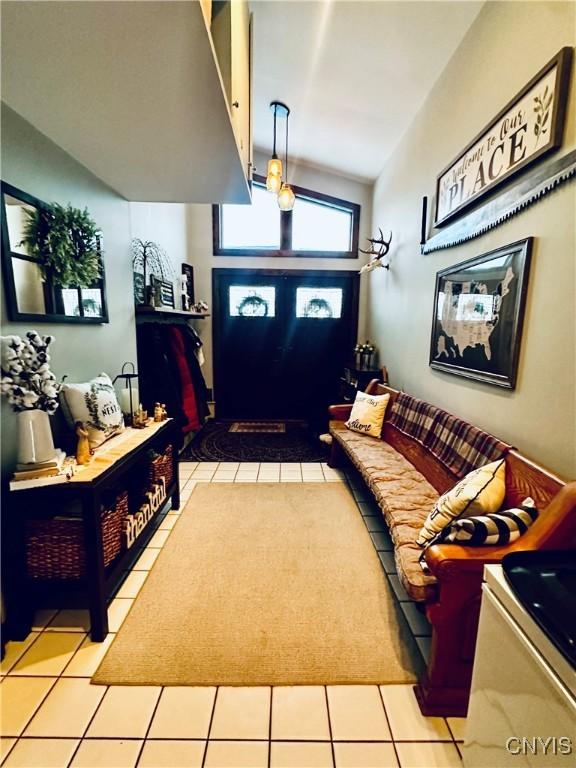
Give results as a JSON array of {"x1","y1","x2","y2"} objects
[{"x1": 17, "y1": 409, "x2": 56, "y2": 465}]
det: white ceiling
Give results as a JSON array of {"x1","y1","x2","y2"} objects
[{"x1": 251, "y1": 0, "x2": 484, "y2": 182}]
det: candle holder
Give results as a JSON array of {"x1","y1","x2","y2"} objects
[{"x1": 113, "y1": 362, "x2": 139, "y2": 426}]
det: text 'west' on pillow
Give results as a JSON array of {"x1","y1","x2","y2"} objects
[{"x1": 60, "y1": 372, "x2": 124, "y2": 449}]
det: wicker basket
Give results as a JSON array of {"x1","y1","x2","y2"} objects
[
  {"x1": 25, "y1": 491, "x2": 129, "y2": 580},
  {"x1": 148, "y1": 445, "x2": 174, "y2": 490}
]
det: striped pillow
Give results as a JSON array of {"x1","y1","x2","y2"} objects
[{"x1": 437, "y1": 497, "x2": 538, "y2": 546}]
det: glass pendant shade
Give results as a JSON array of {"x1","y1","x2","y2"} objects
[
  {"x1": 267, "y1": 157, "x2": 282, "y2": 178},
  {"x1": 266, "y1": 170, "x2": 282, "y2": 194},
  {"x1": 277, "y1": 183, "x2": 296, "y2": 211}
]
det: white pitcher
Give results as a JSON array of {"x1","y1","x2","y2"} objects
[{"x1": 17, "y1": 409, "x2": 56, "y2": 465}]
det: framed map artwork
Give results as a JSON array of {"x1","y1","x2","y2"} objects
[{"x1": 429, "y1": 238, "x2": 533, "y2": 389}]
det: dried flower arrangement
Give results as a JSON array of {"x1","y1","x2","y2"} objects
[{"x1": 0, "y1": 331, "x2": 60, "y2": 413}]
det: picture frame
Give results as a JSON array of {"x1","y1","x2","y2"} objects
[
  {"x1": 181, "y1": 263, "x2": 195, "y2": 310},
  {"x1": 434, "y1": 47, "x2": 572, "y2": 227},
  {"x1": 429, "y1": 238, "x2": 533, "y2": 389},
  {"x1": 133, "y1": 271, "x2": 146, "y2": 305},
  {"x1": 150, "y1": 274, "x2": 175, "y2": 309}
]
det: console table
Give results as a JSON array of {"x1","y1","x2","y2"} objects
[{"x1": 2, "y1": 419, "x2": 180, "y2": 642}]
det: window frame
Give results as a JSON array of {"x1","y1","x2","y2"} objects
[{"x1": 212, "y1": 174, "x2": 360, "y2": 259}]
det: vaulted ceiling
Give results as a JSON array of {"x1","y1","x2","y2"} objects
[{"x1": 251, "y1": 0, "x2": 484, "y2": 182}]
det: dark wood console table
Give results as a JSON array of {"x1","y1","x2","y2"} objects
[{"x1": 2, "y1": 419, "x2": 180, "y2": 642}]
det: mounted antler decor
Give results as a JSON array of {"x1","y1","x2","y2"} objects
[{"x1": 359, "y1": 229, "x2": 392, "y2": 274}]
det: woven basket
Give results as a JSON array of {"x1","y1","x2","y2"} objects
[
  {"x1": 148, "y1": 445, "x2": 174, "y2": 490},
  {"x1": 26, "y1": 490, "x2": 129, "y2": 580}
]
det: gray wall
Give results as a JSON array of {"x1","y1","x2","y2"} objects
[
  {"x1": 1, "y1": 106, "x2": 136, "y2": 475},
  {"x1": 367, "y1": 2, "x2": 576, "y2": 477}
]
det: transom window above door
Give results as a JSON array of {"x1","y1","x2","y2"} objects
[{"x1": 213, "y1": 176, "x2": 360, "y2": 258}]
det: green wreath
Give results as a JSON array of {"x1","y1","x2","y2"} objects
[{"x1": 20, "y1": 203, "x2": 102, "y2": 288}]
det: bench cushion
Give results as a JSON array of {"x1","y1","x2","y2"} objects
[{"x1": 330, "y1": 421, "x2": 439, "y2": 601}]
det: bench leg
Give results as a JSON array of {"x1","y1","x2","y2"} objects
[
  {"x1": 415, "y1": 576, "x2": 482, "y2": 717},
  {"x1": 328, "y1": 438, "x2": 346, "y2": 468}
]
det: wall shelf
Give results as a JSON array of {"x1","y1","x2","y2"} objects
[{"x1": 135, "y1": 306, "x2": 210, "y2": 320}]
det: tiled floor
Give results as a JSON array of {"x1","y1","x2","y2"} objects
[{"x1": 0, "y1": 462, "x2": 466, "y2": 767}]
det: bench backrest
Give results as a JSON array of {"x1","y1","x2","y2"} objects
[{"x1": 365, "y1": 380, "x2": 565, "y2": 509}]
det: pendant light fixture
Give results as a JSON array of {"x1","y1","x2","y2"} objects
[
  {"x1": 277, "y1": 101, "x2": 295, "y2": 211},
  {"x1": 266, "y1": 101, "x2": 295, "y2": 211},
  {"x1": 266, "y1": 101, "x2": 286, "y2": 194}
]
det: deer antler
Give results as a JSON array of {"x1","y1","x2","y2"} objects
[{"x1": 359, "y1": 229, "x2": 392, "y2": 269}]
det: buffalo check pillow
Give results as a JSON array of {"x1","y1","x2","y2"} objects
[
  {"x1": 346, "y1": 391, "x2": 390, "y2": 439},
  {"x1": 417, "y1": 458, "x2": 506, "y2": 546},
  {"x1": 436, "y1": 497, "x2": 538, "y2": 545}
]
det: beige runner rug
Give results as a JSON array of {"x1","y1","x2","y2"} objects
[{"x1": 93, "y1": 483, "x2": 422, "y2": 685}]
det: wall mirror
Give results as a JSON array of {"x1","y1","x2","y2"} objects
[{"x1": 1, "y1": 182, "x2": 108, "y2": 324}]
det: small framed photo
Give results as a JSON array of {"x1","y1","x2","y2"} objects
[
  {"x1": 429, "y1": 238, "x2": 533, "y2": 389},
  {"x1": 181, "y1": 263, "x2": 195, "y2": 310},
  {"x1": 150, "y1": 274, "x2": 175, "y2": 309},
  {"x1": 133, "y1": 272, "x2": 146, "y2": 305}
]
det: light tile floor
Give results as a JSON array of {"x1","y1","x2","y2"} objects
[{"x1": 0, "y1": 462, "x2": 465, "y2": 767}]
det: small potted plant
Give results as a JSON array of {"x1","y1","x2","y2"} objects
[{"x1": 1, "y1": 331, "x2": 60, "y2": 465}]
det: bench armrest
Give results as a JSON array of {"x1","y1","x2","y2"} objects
[
  {"x1": 328, "y1": 404, "x2": 353, "y2": 421},
  {"x1": 425, "y1": 481, "x2": 576, "y2": 580},
  {"x1": 425, "y1": 542, "x2": 517, "y2": 579}
]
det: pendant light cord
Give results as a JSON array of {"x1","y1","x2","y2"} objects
[
  {"x1": 272, "y1": 104, "x2": 277, "y2": 159},
  {"x1": 285, "y1": 111, "x2": 289, "y2": 182}
]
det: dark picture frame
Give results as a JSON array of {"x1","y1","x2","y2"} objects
[
  {"x1": 1, "y1": 181, "x2": 108, "y2": 324},
  {"x1": 434, "y1": 47, "x2": 572, "y2": 227},
  {"x1": 181, "y1": 263, "x2": 195, "y2": 310},
  {"x1": 150, "y1": 274, "x2": 175, "y2": 309},
  {"x1": 429, "y1": 238, "x2": 533, "y2": 389}
]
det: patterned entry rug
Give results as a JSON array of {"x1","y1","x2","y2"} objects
[
  {"x1": 229, "y1": 421, "x2": 286, "y2": 434},
  {"x1": 181, "y1": 420, "x2": 326, "y2": 462},
  {"x1": 93, "y1": 483, "x2": 422, "y2": 685}
]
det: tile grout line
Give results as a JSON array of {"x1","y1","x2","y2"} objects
[
  {"x1": 134, "y1": 685, "x2": 164, "y2": 767},
  {"x1": 64, "y1": 680, "x2": 111, "y2": 766},
  {"x1": 5, "y1": 734, "x2": 461, "y2": 744},
  {"x1": 4, "y1": 675, "x2": 58, "y2": 741},
  {"x1": 1, "y1": 628, "x2": 46, "y2": 676},
  {"x1": 377, "y1": 685, "x2": 401, "y2": 768},
  {"x1": 201, "y1": 685, "x2": 219, "y2": 768},
  {"x1": 323, "y1": 686, "x2": 336, "y2": 768},
  {"x1": 267, "y1": 686, "x2": 273, "y2": 768}
]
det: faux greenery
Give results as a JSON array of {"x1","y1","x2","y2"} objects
[{"x1": 21, "y1": 204, "x2": 102, "y2": 288}]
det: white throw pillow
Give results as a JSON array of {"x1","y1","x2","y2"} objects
[
  {"x1": 417, "y1": 459, "x2": 506, "y2": 546},
  {"x1": 60, "y1": 373, "x2": 124, "y2": 449},
  {"x1": 345, "y1": 391, "x2": 390, "y2": 439}
]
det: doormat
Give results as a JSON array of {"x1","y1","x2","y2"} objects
[
  {"x1": 229, "y1": 421, "x2": 286, "y2": 433},
  {"x1": 93, "y1": 483, "x2": 422, "y2": 685},
  {"x1": 181, "y1": 420, "x2": 326, "y2": 462}
]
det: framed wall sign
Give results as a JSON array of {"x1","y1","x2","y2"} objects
[
  {"x1": 429, "y1": 238, "x2": 533, "y2": 389},
  {"x1": 435, "y1": 47, "x2": 572, "y2": 227}
]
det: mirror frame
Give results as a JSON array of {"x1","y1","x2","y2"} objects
[{"x1": 1, "y1": 181, "x2": 109, "y2": 324}]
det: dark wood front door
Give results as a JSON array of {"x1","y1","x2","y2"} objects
[{"x1": 213, "y1": 269, "x2": 359, "y2": 421}]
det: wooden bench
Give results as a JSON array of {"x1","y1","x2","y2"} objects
[{"x1": 328, "y1": 381, "x2": 576, "y2": 716}]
